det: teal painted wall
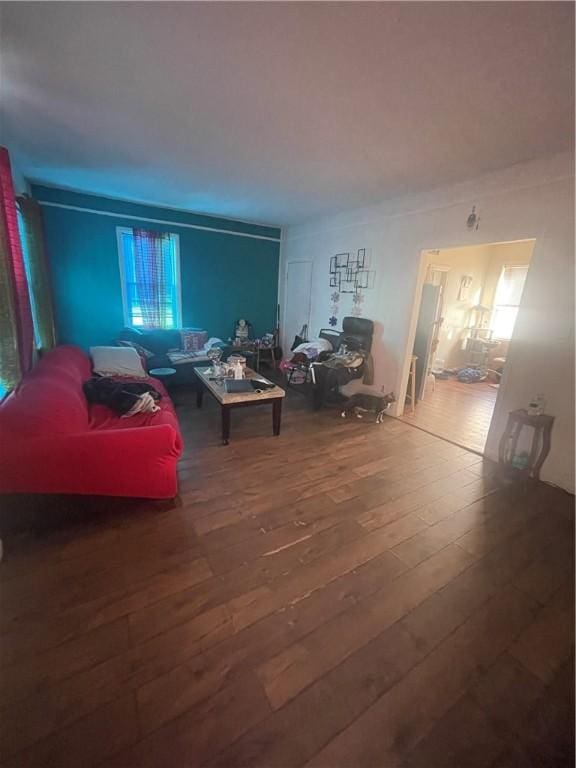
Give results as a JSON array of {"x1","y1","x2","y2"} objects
[{"x1": 32, "y1": 184, "x2": 281, "y2": 349}]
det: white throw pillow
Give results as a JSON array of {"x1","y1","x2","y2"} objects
[{"x1": 90, "y1": 346, "x2": 147, "y2": 378}]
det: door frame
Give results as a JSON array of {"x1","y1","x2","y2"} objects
[
  {"x1": 282, "y1": 260, "x2": 313, "y2": 353},
  {"x1": 412, "y1": 283, "x2": 443, "y2": 401},
  {"x1": 413, "y1": 264, "x2": 451, "y2": 401},
  {"x1": 397, "y1": 240, "x2": 535, "y2": 434}
]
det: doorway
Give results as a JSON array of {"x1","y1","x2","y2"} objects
[
  {"x1": 401, "y1": 240, "x2": 535, "y2": 453},
  {"x1": 283, "y1": 261, "x2": 312, "y2": 351}
]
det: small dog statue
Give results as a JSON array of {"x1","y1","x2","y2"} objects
[{"x1": 341, "y1": 391, "x2": 396, "y2": 424}]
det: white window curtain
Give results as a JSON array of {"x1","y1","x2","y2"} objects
[{"x1": 491, "y1": 265, "x2": 529, "y2": 339}]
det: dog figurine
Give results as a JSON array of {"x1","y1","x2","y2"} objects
[{"x1": 341, "y1": 391, "x2": 396, "y2": 423}]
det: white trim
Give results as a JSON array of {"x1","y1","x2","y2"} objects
[
  {"x1": 116, "y1": 227, "x2": 182, "y2": 330},
  {"x1": 30, "y1": 180, "x2": 281, "y2": 230},
  {"x1": 39, "y1": 200, "x2": 281, "y2": 243}
]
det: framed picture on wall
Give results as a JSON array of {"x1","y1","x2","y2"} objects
[{"x1": 458, "y1": 274, "x2": 473, "y2": 301}]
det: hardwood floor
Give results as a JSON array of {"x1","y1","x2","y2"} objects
[
  {"x1": 400, "y1": 377, "x2": 498, "y2": 454},
  {"x1": 0, "y1": 385, "x2": 573, "y2": 767}
]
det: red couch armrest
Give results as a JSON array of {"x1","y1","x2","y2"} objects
[{"x1": 0, "y1": 425, "x2": 183, "y2": 498}]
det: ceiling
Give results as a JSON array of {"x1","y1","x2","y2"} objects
[{"x1": 0, "y1": 2, "x2": 573, "y2": 226}]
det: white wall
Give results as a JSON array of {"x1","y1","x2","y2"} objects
[{"x1": 280, "y1": 153, "x2": 575, "y2": 493}]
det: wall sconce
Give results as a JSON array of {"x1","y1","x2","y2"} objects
[{"x1": 466, "y1": 206, "x2": 480, "y2": 231}]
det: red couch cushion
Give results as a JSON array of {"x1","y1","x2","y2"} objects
[
  {"x1": 0, "y1": 345, "x2": 91, "y2": 438},
  {"x1": 0, "y1": 346, "x2": 180, "y2": 437},
  {"x1": 0, "y1": 345, "x2": 183, "y2": 499}
]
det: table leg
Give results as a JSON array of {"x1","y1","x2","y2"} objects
[
  {"x1": 222, "y1": 405, "x2": 231, "y2": 445},
  {"x1": 532, "y1": 421, "x2": 554, "y2": 481},
  {"x1": 272, "y1": 398, "x2": 282, "y2": 436},
  {"x1": 194, "y1": 374, "x2": 205, "y2": 408}
]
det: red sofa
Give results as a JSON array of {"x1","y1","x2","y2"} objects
[{"x1": 0, "y1": 346, "x2": 183, "y2": 499}]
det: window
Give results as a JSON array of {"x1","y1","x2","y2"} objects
[
  {"x1": 117, "y1": 227, "x2": 181, "y2": 329},
  {"x1": 491, "y1": 265, "x2": 529, "y2": 340}
]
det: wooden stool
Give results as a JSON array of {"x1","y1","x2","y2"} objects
[
  {"x1": 498, "y1": 408, "x2": 554, "y2": 483},
  {"x1": 405, "y1": 355, "x2": 417, "y2": 414},
  {"x1": 256, "y1": 345, "x2": 277, "y2": 372}
]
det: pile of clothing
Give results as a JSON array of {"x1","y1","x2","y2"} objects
[
  {"x1": 280, "y1": 336, "x2": 374, "y2": 408},
  {"x1": 83, "y1": 377, "x2": 162, "y2": 418},
  {"x1": 456, "y1": 367, "x2": 487, "y2": 383},
  {"x1": 310, "y1": 342, "x2": 374, "y2": 408}
]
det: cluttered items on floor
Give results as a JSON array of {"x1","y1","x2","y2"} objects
[
  {"x1": 280, "y1": 316, "x2": 375, "y2": 409},
  {"x1": 431, "y1": 364, "x2": 488, "y2": 384},
  {"x1": 341, "y1": 390, "x2": 396, "y2": 423}
]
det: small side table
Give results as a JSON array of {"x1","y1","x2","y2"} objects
[
  {"x1": 149, "y1": 367, "x2": 177, "y2": 390},
  {"x1": 498, "y1": 408, "x2": 554, "y2": 482}
]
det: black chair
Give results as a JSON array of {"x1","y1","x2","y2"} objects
[
  {"x1": 312, "y1": 317, "x2": 374, "y2": 409},
  {"x1": 338, "y1": 316, "x2": 374, "y2": 353}
]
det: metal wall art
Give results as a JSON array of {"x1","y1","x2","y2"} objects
[
  {"x1": 328, "y1": 248, "x2": 375, "y2": 323},
  {"x1": 329, "y1": 249, "x2": 375, "y2": 293}
]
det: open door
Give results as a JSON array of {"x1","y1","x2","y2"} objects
[{"x1": 412, "y1": 283, "x2": 442, "y2": 400}]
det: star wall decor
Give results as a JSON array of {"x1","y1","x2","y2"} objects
[{"x1": 327, "y1": 248, "x2": 375, "y2": 328}]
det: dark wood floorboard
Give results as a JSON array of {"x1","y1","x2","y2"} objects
[
  {"x1": 400, "y1": 377, "x2": 498, "y2": 454},
  {"x1": 0, "y1": 384, "x2": 573, "y2": 767}
]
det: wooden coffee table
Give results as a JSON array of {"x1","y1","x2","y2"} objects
[{"x1": 194, "y1": 367, "x2": 285, "y2": 445}]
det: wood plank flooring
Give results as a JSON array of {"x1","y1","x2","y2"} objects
[
  {"x1": 400, "y1": 377, "x2": 498, "y2": 453},
  {"x1": 0, "y1": 385, "x2": 573, "y2": 767}
]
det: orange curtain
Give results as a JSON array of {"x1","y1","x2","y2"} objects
[
  {"x1": 17, "y1": 196, "x2": 56, "y2": 352},
  {"x1": 0, "y1": 147, "x2": 33, "y2": 393},
  {"x1": 0, "y1": 204, "x2": 21, "y2": 392}
]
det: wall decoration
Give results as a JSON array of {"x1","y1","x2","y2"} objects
[
  {"x1": 328, "y1": 290, "x2": 340, "y2": 323},
  {"x1": 328, "y1": 248, "x2": 375, "y2": 325},
  {"x1": 466, "y1": 205, "x2": 480, "y2": 231},
  {"x1": 351, "y1": 291, "x2": 364, "y2": 317},
  {"x1": 329, "y1": 248, "x2": 375, "y2": 294},
  {"x1": 458, "y1": 274, "x2": 474, "y2": 302}
]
